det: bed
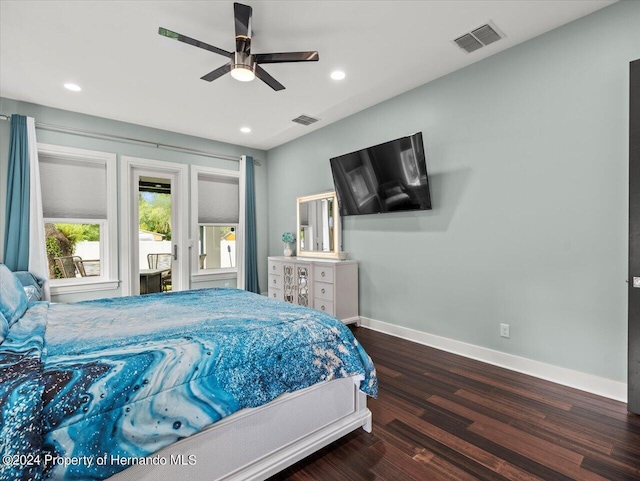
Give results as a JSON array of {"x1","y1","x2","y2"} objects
[{"x1": 0, "y1": 265, "x2": 377, "y2": 481}]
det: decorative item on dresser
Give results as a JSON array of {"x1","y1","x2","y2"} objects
[
  {"x1": 268, "y1": 256, "x2": 359, "y2": 325},
  {"x1": 282, "y1": 231, "x2": 295, "y2": 257}
]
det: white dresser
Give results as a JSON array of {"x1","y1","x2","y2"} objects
[{"x1": 267, "y1": 256, "x2": 359, "y2": 325}]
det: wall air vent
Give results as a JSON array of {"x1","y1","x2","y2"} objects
[
  {"x1": 292, "y1": 115, "x2": 319, "y2": 126},
  {"x1": 453, "y1": 22, "x2": 503, "y2": 53}
]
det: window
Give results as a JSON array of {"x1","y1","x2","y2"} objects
[
  {"x1": 39, "y1": 144, "x2": 117, "y2": 293},
  {"x1": 45, "y1": 222, "x2": 102, "y2": 278},
  {"x1": 191, "y1": 166, "x2": 243, "y2": 281},
  {"x1": 199, "y1": 225, "x2": 237, "y2": 269}
]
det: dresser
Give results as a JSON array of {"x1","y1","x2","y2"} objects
[{"x1": 267, "y1": 256, "x2": 359, "y2": 325}]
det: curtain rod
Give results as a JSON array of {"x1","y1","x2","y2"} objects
[{"x1": 0, "y1": 114, "x2": 261, "y2": 166}]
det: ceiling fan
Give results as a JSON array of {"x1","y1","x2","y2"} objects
[{"x1": 158, "y1": 2, "x2": 319, "y2": 91}]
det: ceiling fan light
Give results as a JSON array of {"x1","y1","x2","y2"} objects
[{"x1": 231, "y1": 65, "x2": 255, "y2": 82}]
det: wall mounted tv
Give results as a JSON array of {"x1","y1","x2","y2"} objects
[{"x1": 330, "y1": 132, "x2": 432, "y2": 216}]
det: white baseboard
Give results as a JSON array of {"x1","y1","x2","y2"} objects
[{"x1": 359, "y1": 316, "x2": 627, "y2": 403}]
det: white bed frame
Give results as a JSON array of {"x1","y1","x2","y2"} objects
[{"x1": 109, "y1": 376, "x2": 371, "y2": 481}]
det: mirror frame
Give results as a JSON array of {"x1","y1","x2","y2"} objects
[{"x1": 296, "y1": 191, "x2": 341, "y2": 259}]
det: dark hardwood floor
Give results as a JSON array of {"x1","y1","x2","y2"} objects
[{"x1": 269, "y1": 326, "x2": 640, "y2": 481}]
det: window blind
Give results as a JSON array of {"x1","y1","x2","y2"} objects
[
  {"x1": 198, "y1": 174, "x2": 239, "y2": 224},
  {"x1": 40, "y1": 155, "x2": 107, "y2": 219}
]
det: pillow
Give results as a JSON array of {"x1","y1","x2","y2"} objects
[
  {"x1": 14, "y1": 271, "x2": 44, "y2": 302},
  {"x1": 0, "y1": 311, "x2": 8, "y2": 344},
  {"x1": 0, "y1": 264, "x2": 28, "y2": 326},
  {"x1": 23, "y1": 285, "x2": 40, "y2": 303}
]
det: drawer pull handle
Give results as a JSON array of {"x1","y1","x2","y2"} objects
[
  {"x1": 321, "y1": 288, "x2": 325, "y2": 294},
  {"x1": 321, "y1": 305, "x2": 325, "y2": 311},
  {"x1": 273, "y1": 279, "x2": 276, "y2": 284},
  {"x1": 321, "y1": 271, "x2": 325, "y2": 277}
]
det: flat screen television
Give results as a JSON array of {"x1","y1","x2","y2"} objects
[{"x1": 330, "y1": 132, "x2": 432, "y2": 216}]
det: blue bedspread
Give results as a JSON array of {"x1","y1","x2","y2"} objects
[
  {"x1": 0, "y1": 302, "x2": 48, "y2": 481},
  {"x1": 0, "y1": 288, "x2": 377, "y2": 480}
]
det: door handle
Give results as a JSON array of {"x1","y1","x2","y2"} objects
[{"x1": 173, "y1": 245, "x2": 178, "y2": 261}]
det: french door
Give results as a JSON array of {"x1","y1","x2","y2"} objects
[{"x1": 121, "y1": 156, "x2": 189, "y2": 296}]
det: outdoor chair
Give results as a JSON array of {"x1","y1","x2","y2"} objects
[
  {"x1": 54, "y1": 256, "x2": 99, "y2": 278},
  {"x1": 147, "y1": 253, "x2": 172, "y2": 291}
]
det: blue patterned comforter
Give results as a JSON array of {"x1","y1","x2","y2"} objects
[{"x1": 0, "y1": 288, "x2": 377, "y2": 480}]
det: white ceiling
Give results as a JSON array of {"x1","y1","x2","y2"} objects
[{"x1": 0, "y1": 0, "x2": 616, "y2": 151}]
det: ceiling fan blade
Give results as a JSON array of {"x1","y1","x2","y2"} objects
[
  {"x1": 159, "y1": 27, "x2": 232, "y2": 58},
  {"x1": 234, "y1": 3, "x2": 252, "y2": 54},
  {"x1": 254, "y1": 52, "x2": 319, "y2": 64},
  {"x1": 255, "y1": 65, "x2": 285, "y2": 91},
  {"x1": 200, "y1": 63, "x2": 232, "y2": 82},
  {"x1": 234, "y1": 3, "x2": 252, "y2": 39}
]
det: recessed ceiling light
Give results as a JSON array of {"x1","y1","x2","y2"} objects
[
  {"x1": 240, "y1": 127, "x2": 251, "y2": 133},
  {"x1": 64, "y1": 83, "x2": 82, "y2": 92},
  {"x1": 330, "y1": 71, "x2": 346, "y2": 81}
]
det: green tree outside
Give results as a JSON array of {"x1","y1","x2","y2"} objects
[
  {"x1": 56, "y1": 223, "x2": 100, "y2": 246},
  {"x1": 139, "y1": 193, "x2": 172, "y2": 240}
]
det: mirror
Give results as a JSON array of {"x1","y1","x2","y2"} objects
[{"x1": 297, "y1": 191, "x2": 341, "y2": 259}]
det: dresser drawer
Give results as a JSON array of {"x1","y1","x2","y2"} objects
[
  {"x1": 314, "y1": 281, "x2": 334, "y2": 301},
  {"x1": 268, "y1": 260, "x2": 281, "y2": 275},
  {"x1": 268, "y1": 288, "x2": 283, "y2": 301},
  {"x1": 269, "y1": 274, "x2": 282, "y2": 290},
  {"x1": 314, "y1": 298, "x2": 334, "y2": 316},
  {"x1": 314, "y1": 265, "x2": 334, "y2": 283}
]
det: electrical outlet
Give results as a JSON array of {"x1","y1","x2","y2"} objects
[
  {"x1": 500, "y1": 323, "x2": 510, "y2": 338},
  {"x1": 224, "y1": 282, "x2": 230, "y2": 287}
]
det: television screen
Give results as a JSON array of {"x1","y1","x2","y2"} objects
[{"x1": 330, "y1": 132, "x2": 432, "y2": 216}]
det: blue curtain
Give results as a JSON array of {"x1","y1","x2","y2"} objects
[
  {"x1": 244, "y1": 156, "x2": 260, "y2": 293},
  {"x1": 3, "y1": 115, "x2": 30, "y2": 271}
]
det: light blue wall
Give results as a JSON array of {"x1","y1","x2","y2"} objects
[
  {"x1": 267, "y1": 1, "x2": 640, "y2": 382},
  {"x1": 0, "y1": 97, "x2": 269, "y2": 302}
]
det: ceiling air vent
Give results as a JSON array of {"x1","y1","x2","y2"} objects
[
  {"x1": 454, "y1": 34, "x2": 483, "y2": 53},
  {"x1": 292, "y1": 115, "x2": 319, "y2": 126},
  {"x1": 471, "y1": 24, "x2": 501, "y2": 46},
  {"x1": 453, "y1": 22, "x2": 503, "y2": 53}
]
